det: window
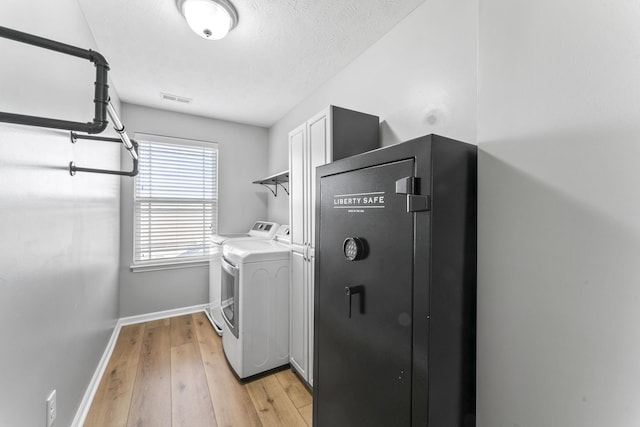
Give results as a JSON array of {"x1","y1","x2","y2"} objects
[{"x1": 133, "y1": 133, "x2": 218, "y2": 268}]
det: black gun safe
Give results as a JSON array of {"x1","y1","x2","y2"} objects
[{"x1": 313, "y1": 134, "x2": 477, "y2": 426}]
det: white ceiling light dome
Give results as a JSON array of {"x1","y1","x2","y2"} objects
[{"x1": 176, "y1": 0, "x2": 238, "y2": 40}]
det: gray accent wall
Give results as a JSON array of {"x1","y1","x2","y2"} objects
[
  {"x1": 477, "y1": 0, "x2": 640, "y2": 425},
  {"x1": 0, "y1": 1, "x2": 121, "y2": 425},
  {"x1": 119, "y1": 104, "x2": 269, "y2": 317},
  {"x1": 266, "y1": 0, "x2": 478, "y2": 224}
]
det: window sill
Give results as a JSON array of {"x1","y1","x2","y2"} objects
[{"x1": 130, "y1": 259, "x2": 209, "y2": 273}]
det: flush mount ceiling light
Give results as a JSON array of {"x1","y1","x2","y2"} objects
[{"x1": 176, "y1": 0, "x2": 238, "y2": 40}]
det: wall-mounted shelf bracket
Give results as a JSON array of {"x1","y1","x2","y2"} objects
[
  {"x1": 69, "y1": 132, "x2": 138, "y2": 177},
  {"x1": 253, "y1": 170, "x2": 289, "y2": 196}
]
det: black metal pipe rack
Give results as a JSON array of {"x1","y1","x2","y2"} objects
[{"x1": 0, "y1": 25, "x2": 138, "y2": 177}]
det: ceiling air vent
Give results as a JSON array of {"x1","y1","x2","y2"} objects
[{"x1": 161, "y1": 92, "x2": 192, "y2": 104}]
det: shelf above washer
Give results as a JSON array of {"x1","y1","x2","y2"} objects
[{"x1": 253, "y1": 170, "x2": 289, "y2": 196}]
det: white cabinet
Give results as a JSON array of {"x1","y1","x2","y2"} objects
[{"x1": 288, "y1": 106, "x2": 379, "y2": 386}]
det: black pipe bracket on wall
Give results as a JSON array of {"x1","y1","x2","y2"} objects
[
  {"x1": 0, "y1": 26, "x2": 139, "y2": 177},
  {"x1": 69, "y1": 132, "x2": 139, "y2": 177}
]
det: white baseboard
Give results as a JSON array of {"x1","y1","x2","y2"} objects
[
  {"x1": 71, "y1": 321, "x2": 121, "y2": 427},
  {"x1": 119, "y1": 303, "x2": 209, "y2": 326},
  {"x1": 71, "y1": 303, "x2": 209, "y2": 426}
]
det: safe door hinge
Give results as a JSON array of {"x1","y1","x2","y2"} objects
[
  {"x1": 395, "y1": 176, "x2": 418, "y2": 195},
  {"x1": 407, "y1": 194, "x2": 431, "y2": 212},
  {"x1": 395, "y1": 176, "x2": 431, "y2": 213}
]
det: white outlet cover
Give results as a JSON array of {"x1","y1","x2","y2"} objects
[{"x1": 46, "y1": 390, "x2": 56, "y2": 427}]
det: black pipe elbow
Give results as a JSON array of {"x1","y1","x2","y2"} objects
[
  {"x1": 87, "y1": 49, "x2": 110, "y2": 70},
  {"x1": 87, "y1": 119, "x2": 109, "y2": 134}
]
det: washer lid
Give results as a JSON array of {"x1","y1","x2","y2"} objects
[
  {"x1": 211, "y1": 221, "x2": 280, "y2": 245},
  {"x1": 223, "y1": 240, "x2": 290, "y2": 263},
  {"x1": 211, "y1": 233, "x2": 251, "y2": 245}
]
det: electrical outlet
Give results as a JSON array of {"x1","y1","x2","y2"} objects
[{"x1": 45, "y1": 390, "x2": 56, "y2": 427}]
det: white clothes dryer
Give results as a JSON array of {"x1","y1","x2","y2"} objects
[
  {"x1": 207, "y1": 221, "x2": 280, "y2": 335},
  {"x1": 221, "y1": 225, "x2": 291, "y2": 379}
]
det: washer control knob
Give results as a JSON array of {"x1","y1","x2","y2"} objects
[{"x1": 343, "y1": 237, "x2": 367, "y2": 261}]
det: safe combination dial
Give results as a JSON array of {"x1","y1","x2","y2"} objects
[{"x1": 343, "y1": 237, "x2": 367, "y2": 261}]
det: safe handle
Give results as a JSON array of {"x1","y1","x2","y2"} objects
[{"x1": 345, "y1": 285, "x2": 365, "y2": 318}]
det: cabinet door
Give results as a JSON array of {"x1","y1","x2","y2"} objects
[
  {"x1": 289, "y1": 124, "x2": 306, "y2": 247},
  {"x1": 289, "y1": 249, "x2": 307, "y2": 380},
  {"x1": 306, "y1": 110, "x2": 329, "y2": 249}
]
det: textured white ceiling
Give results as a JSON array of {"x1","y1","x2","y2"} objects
[{"x1": 76, "y1": 0, "x2": 424, "y2": 127}]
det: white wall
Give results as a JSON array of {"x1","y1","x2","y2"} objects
[
  {"x1": 267, "y1": 0, "x2": 478, "y2": 224},
  {"x1": 119, "y1": 103, "x2": 269, "y2": 316},
  {"x1": 0, "y1": 1, "x2": 121, "y2": 425},
  {"x1": 477, "y1": 1, "x2": 640, "y2": 426}
]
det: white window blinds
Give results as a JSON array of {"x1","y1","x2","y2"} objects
[{"x1": 134, "y1": 135, "x2": 218, "y2": 265}]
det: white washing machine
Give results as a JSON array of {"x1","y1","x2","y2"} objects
[
  {"x1": 207, "y1": 221, "x2": 280, "y2": 335},
  {"x1": 221, "y1": 225, "x2": 291, "y2": 379}
]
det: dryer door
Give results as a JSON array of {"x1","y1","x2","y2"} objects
[
  {"x1": 221, "y1": 257, "x2": 240, "y2": 338},
  {"x1": 314, "y1": 158, "x2": 416, "y2": 426}
]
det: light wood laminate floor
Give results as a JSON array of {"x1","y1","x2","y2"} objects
[{"x1": 84, "y1": 312, "x2": 312, "y2": 426}]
